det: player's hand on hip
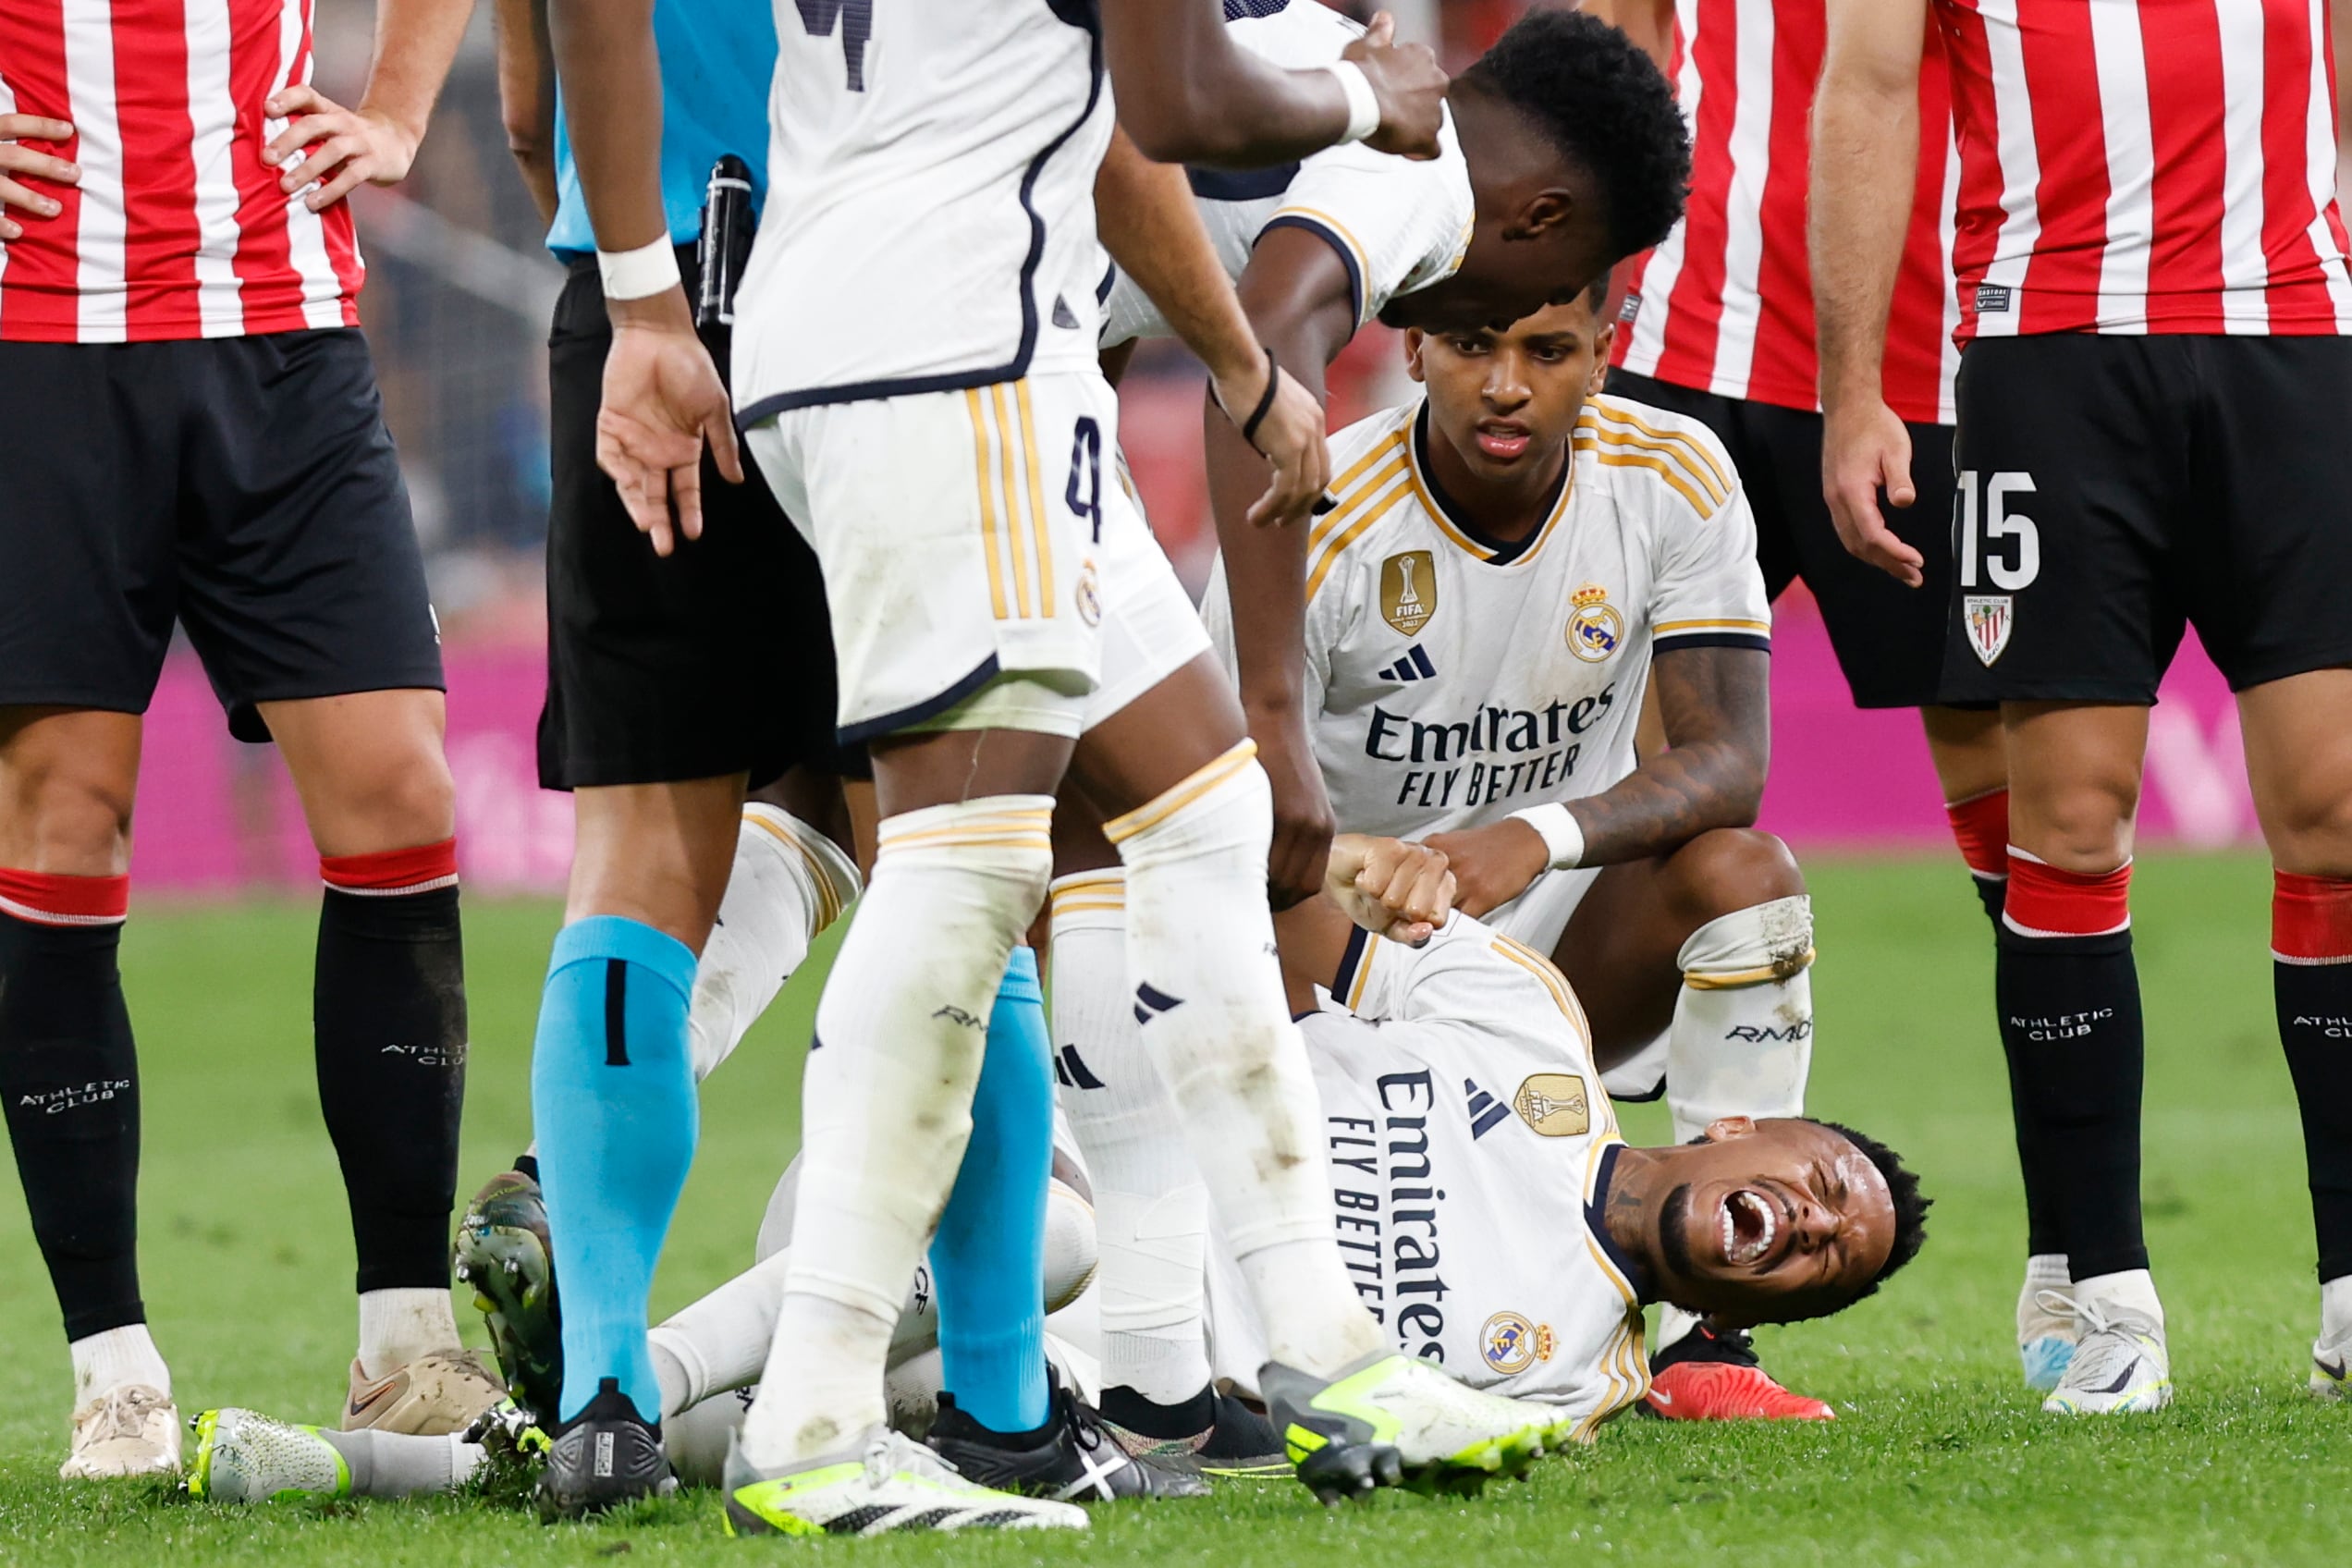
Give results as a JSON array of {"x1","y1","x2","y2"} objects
[
  {"x1": 1251, "y1": 711, "x2": 1339, "y2": 913},
  {"x1": 262, "y1": 85, "x2": 421, "y2": 211},
  {"x1": 0, "y1": 116, "x2": 78, "y2": 241},
  {"x1": 1421, "y1": 819, "x2": 1546, "y2": 919},
  {"x1": 1326, "y1": 834, "x2": 1454, "y2": 945},
  {"x1": 1217, "y1": 356, "x2": 1331, "y2": 530},
  {"x1": 596, "y1": 290, "x2": 746, "y2": 557},
  {"x1": 1346, "y1": 12, "x2": 1449, "y2": 161},
  {"x1": 1821, "y1": 398, "x2": 1926, "y2": 587}
]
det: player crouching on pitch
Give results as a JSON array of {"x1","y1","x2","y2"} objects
[
  {"x1": 1182, "y1": 282, "x2": 1831, "y2": 1418},
  {"x1": 180, "y1": 839, "x2": 1929, "y2": 1510}
]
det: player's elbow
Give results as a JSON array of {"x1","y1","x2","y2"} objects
[{"x1": 503, "y1": 106, "x2": 555, "y2": 185}]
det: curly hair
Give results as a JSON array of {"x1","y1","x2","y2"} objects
[
  {"x1": 1462, "y1": 7, "x2": 1692, "y2": 261},
  {"x1": 1809, "y1": 1119, "x2": 1933, "y2": 1302}
]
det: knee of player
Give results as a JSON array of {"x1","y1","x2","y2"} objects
[
  {"x1": 1664, "y1": 828, "x2": 1807, "y2": 926},
  {"x1": 312, "y1": 747, "x2": 457, "y2": 857},
  {"x1": 2011, "y1": 773, "x2": 2138, "y2": 873},
  {"x1": 2257, "y1": 787, "x2": 2352, "y2": 880},
  {"x1": 0, "y1": 753, "x2": 136, "y2": 874}
]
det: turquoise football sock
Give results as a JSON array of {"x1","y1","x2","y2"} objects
[
  {"x1": 529, "y1": 915, "x2": 698, "y2": 1425},
  {"x1": 929, "y1": 947, "x2": 1054, "y2": 1434}
]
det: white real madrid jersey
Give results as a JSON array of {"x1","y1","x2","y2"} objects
[
  {"x1": 733, "y1": 0, "x2": 1114, "y2": 422},
  {"x1": 1096, "y1": 0, "x2": 1475, "y2": 344},
  {"x1": 1201, "y1": 393, "x2": 1770, "y2": 839},
  {"x1": 1207, "y1": 914, "x2": 1651, "y2": 1431}
]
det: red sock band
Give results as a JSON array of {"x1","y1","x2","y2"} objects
[
  {"x1": 1945, "y1": 788, "x2": 2011, "y2": 880},
  {"x1": 0, "y1": 868, "x2": 129, "y2": 926},
  {"x1": 2003, "y1": 851, "x2": 2131, "y2": 938},
  {"x1": 2273, "y1": 870, "x2": 2352, "y2": 964},
  {"x1": 320, "y1": 838, "x2": 459, "y2": 896}
]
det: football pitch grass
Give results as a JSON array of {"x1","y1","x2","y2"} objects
[{"x1": 2, "y1": 851, "x2": 2347, "y2": 1564}]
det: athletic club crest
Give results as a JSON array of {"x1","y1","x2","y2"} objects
[
  {"x1": 1965, "y1": 594, "x2": 2013, "y2": 667},
  {"x1": 1566, "y1": 583, "x2": 1623, "y2": 663},
  {"x1": 1380, "y1": 550, "x2": 1438, "y2": 635}
]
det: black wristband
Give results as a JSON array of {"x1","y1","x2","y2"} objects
[{"x1": 1239, "y1": 346, "x2": 1280, "y2": 453}]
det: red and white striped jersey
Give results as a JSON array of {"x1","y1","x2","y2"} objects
[
  {"x1": 0, "y1": 0, "x2": 362, "y2": 344},
  {"x1": 1611, "y1": 3, "x2": 1963, "y2": 426},
  {"x1": 1939, "y1": 0, "x2": 2352, "y2": 339}
]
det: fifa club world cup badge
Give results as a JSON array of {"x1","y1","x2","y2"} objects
[
  {"x1": 1965, "y1": 594, "x2": 2014, "y2": 667},
  {"x1": 1513, "y1": 1073, "x2": 1590, "y2": 1137},
  {"x1": 1380, "y1": 550, "x2": 1438, "y2": 635},
  {"x1": 1566, "y1": 583, "x2": 1623, "y2": 663}
]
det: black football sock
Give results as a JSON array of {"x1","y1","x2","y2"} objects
[
  {"x1": 1999, "y1": 851, "x2": 2147, "y2": 1280},
  {"x1": 0, "y1": 893, "x2": 145, "y2": 1340},
  {"x1": 2272, "y1": 872, "x2": 2352, "y2": 1284},
  {"x1": 315, "y1": 854, "x2": 468, "y2": 1292}
]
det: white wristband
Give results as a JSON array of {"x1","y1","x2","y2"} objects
[
  {"x1": 1509, "y1": 802, "x2": 1586, "y2": 871},
  {"x1": 1326, "y1": 61, "x2": 1381, "y2": 144},
  {"x1": 596, "y1": 237, "x2": 681, "y2": 301}
]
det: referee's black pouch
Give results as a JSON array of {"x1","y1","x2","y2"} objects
[{"x1": 696, "y1": 153, "x2": 756, "y2": 330}]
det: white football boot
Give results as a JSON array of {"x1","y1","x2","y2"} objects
[
  {"x1": 2016, "y1": 1256, "x2": 2078, "y2": 1391},
  {"x1": 2040, "y1": 1292, "x2": 2172, "y2": 1415},
  {"x1": 187, "y1": 1409, "x2": 351, "y2": 1502},
  {"x1": 722, "y1": 1429, "x2": 1088, "y2": 1536},
  {"x1": 2311, "y1": 1288, "x2": 2351, "y2": 1401},
  {"x1": 59, "y1": 1384, "x2": 182, "y2": 1480}
]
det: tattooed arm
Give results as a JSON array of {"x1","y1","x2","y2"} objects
[{"x1": 1424, "y1": 646, "x2": 1770, "y2": 916}]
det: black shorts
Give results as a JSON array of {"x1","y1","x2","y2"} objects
[
  {"x1": 0, "y1": 329, "x2": 442, "y2": 741},
  {"x1": 539, "y1": 250, "x2": 860, "y2": 790},
  {"x1": 1942, "y1": 334, "x2": 2352, "y2": 703},
  {"x1": 1603, "y1": 368, "x2": 1961, "y2": 709}
]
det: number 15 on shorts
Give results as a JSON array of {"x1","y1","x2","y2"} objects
[{"x1": 1954, "y1": 469, "x2": 2040, "y2": 668}]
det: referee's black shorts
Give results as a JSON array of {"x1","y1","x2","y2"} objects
[
  {"x1": 1604, "y1": 367, "x2": 1962, "y2": 711},
  {"x1": 0, "y1": 328, "x2": 443, "y2": 741},
  {"x1": 538, "y1": 249, "x2": 860, "y2": 791}
]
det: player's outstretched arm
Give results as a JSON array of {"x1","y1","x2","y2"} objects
[
  {"x1": 494, "y1": 0, "x2": 561, "y2": 228},
  {"x1": 261, "y1": 0, "x2": 473, "y2": 211},
  {"x1": 546, "y1": 0, "x2": 742, "y2": 551},
  {"x1": 1100, "y1": 3, "x2": 1447, "y2": 165},
  {"x1": 1812, "y1": 0, "x2": 1929, "y2": 585},
  {"x1": 1427, "y1": 646, "x2": 1770, "y2": 912},
  {"x1": 1208, "y1": 228, "x2": 1362, "y2": 911},
  {"x1": 1096, "y1": 129, "x2": 1328, "y2": 528}
]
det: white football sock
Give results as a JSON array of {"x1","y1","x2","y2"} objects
[
  {"x1": 689, "y1": 804, "x2": 861, "y2": 1081},
  {"x1": 1667, "y1": 897, "x2": 1817, "y2": 1144},
  {"x1": 1655, "y1": 1305, "x2": 1700, "y2": 1354},
  {"x1": 2026, "y1": 1253, "x2": 2072, "y2": 1293},
  {"x1": 650, "y1": 1249, "x2": 793, "y2": 1418},
  {"x1": 1108, "y1": 745, "x2": 1381, "y2": 1378},
  {"x1": 69, "y1": 1324, "x2": 170, "y2": 1404},
  {"x1": 2321, "y1": 1275, "x2": 2352, "y2": 1348},
  {"x1": 2074, "y1": 1267, "x2": 2164, "y2": 1329},
  {"x1": 1047, "y1": 871, "x2": 1214, "y2": 1404},
  {"x1": 320, "y1": 1427, "x2": 482, "y2": 1497},
  {"x1": 738, "y1": 795, "x2": 1054, "y2": 1470},
  {"x1": 357, "y1": 1287, "x2": 461, "y2": 1380}
]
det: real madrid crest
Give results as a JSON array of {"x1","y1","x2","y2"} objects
[
  {"x1": 1566, "y1": 582, "x2": 1623, "y2": 663},
  {"x1": 1380, "y1": 550, "x2": 1438, "y2": 636},
  {"x1": 1513, "y1": 1072, "x2": 1589, "y2": 1137},
  {"x1": 1075, "y1": 559, "x2": 1102, "y2": 629},
  {"x1": 1481, "y1": 1311, "x2": 1558, "y2": 1374}
]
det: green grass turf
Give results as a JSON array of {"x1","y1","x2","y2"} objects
[{"x1": 4, "y1": 850, "x2": 2349, "y2": 1564}]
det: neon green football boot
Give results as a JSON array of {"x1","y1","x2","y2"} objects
[{"x1": 1259, "y1": 1352, "x2": 1564, "y2": 1502}]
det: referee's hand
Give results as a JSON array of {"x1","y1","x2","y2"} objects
[
  {"x1": 597, "y1": 289, "x2": 745, "y2": 556},
  {"x1": 0, "y1": 115, "x2": 79, "y2": 242}
]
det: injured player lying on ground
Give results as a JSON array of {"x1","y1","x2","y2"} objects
[{"x1": 183, "y1": 839, "x2": 1928, "y2": 1505}]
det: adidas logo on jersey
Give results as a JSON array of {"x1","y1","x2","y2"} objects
[
  {"x1": 1376, "y1": 644, "x2": 1439, "y2": 683},
  {"x1": 1464, "y1": 1077, "x2": 1511, "y2": 1140}
]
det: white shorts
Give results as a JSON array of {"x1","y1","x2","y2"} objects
[
  {"x1": 1080, "y1": 461, "x2": 1211, "y2": 731},
  {"x1": 747, "y1": 372, "x2": 1120, "y2": 743},
  {"x1": 1485, "y1": 865, "x2": 1668, "y2": 1100}
]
